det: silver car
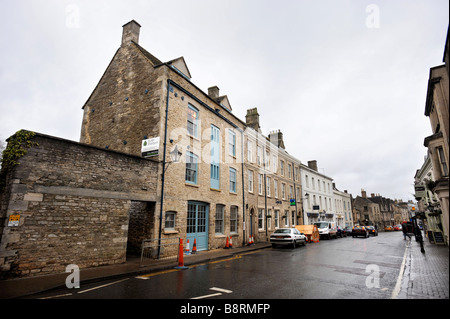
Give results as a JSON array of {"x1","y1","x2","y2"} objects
[{"x1": 270, "y1": 228, "x2": 307, "y2": 248}]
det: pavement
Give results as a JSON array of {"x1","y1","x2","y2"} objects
[
  {"x1": 0, "y1": 236, "x2": 448, "y2": 299},
  {"x1": 404, "y1": 235, "x2": 449, "y2": 299}
]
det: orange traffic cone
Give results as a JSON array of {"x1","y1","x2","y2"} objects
[
  {"x1": 224, "y1": 236, "x2": 230, "y2": 249},
  {"x1": 175, "y1": 238, "x2": 188, "y2": 269},
  {"x1": 229, "y1": 236, "x2": 233, "y2": 248},
  {"x1": 185, "y1": 239, "x2": 191, "y2": 255},
  {"x1": 192, "y1": 238, "x2": 197, "y2": 254},
  {"x1": 251, "y1": 235, "x2": 255, "y2": 244}
]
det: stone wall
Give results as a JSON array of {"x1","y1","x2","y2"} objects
[{"x1": 0, "y1": 132, "x2": 158, "y2": 278}]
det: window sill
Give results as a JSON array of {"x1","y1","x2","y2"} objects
[
  {"x1": 164, "y1": 230, "x2": 179, "y2": 235},
  {"x1": 185, "y1": 183, "x2": 199, "y2": 188}
]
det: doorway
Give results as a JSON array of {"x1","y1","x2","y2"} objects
[
  {"x1": 186, "y1": 201, "x2": 209, "y2": 251},
  {"x1": 126, "y1": 201, "x2": 155, "y2": 257}
]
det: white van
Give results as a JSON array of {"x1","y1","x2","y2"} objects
[{"x1": 314, "y1": 221, "x2": 337, "y2": 239}]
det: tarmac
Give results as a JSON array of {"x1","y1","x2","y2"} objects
[
  {"x1": 0, "y1": 242, "x2": 271, "y2": 299},
  {"x1": 0, "y1": 237, "x2": 448, "y2": 299}
]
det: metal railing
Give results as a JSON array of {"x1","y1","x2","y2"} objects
[{"x1": 140, "y1": 237, "x2": 180, "y2": 267}]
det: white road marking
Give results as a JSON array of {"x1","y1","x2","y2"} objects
[
  {"x1": 190, "y1": 287, "x2": 233, "y2": 299},
  {"x1": 210, "y1": 287, "x2": 233, "y2": 294},
  {"x1": 190, "y1": 292, "x2": 222, "y2": 299},
  {"x1": 77, "y1": 278, "x2": 129, "y2": 294},
  {"x1": 135, "y1": 276, "x2": 150, "y2": 280},
  {"x1": 391, "y1": 241, "x2": 410, "y2": 299},
  {"x1": 38, "y1": 293, "x2": 73, "y2": 299}
]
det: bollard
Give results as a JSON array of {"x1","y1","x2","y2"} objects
[
  {"x1": 192, "y1": 238, "x2": 197, "y2": 254},
  {"x1": 174, "y1": 238, "x2": 188, "y2": 269},
  {"x1": 224, "y1": 236, "x2": 230, "y2": 249}
]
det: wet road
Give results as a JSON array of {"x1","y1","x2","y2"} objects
[{"x1": 29, "y1": 231, "x2": 408, "y2": 299}]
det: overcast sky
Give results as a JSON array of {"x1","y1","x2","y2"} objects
[{"x1": 0, "y1": 0, "x2": 448, "y2": 202}]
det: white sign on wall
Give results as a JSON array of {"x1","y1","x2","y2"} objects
[{"x1": 141, "y1": 137, "x2": 160, "y2": 157}]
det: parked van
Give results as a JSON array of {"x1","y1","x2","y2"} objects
[{"x1": 314, "y1": 221, "x2": 337, "y2": 239}]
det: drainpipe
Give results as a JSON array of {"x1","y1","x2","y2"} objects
[
  {"x1": 263, "y1": 139, "x2": 268, "y2": 239},
  {"x1": 241, "y1": 131, "x2": 246, "y2": 246},
  {"x1": 157, "y1": 79, "x2": 171, "y2": 259}
]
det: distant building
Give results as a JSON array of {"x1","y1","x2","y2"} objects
[
  {"x1": 333, "y1": 183, "x2": 353, "y2": 228},
  {"x1": 300, "y1": 161, "x2": 335, "y2": 225}
]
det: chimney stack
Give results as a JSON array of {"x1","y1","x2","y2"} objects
[
  {"x1": 307, "y1": 160, "x2": 318, "y2": 172},
  {"x1": 268, "y1": 130, "x2": 285, "y2": 149},
  {"x1": 246, "y1": 108, "x2": 261, "y2": 132},
  {"x1": 208, "y1": 86, "x2": 220, "y2": 99},
  {"x1": 361, "y1": 189, "x2": 367, "y2": 198},
  {"x1": 122, "y1": 20, "x2": 141, "y2": 46}
]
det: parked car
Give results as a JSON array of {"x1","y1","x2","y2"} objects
[
  {"x1": 352, "y1": 225, "x2": 369, "y2": 238},
  {"x1": 344, "y1": 226, "x2": 353, "y2": 236},
  {"x1": 393, "y1": 224, "x2": 402, "y2": 231},
  {"x1": 366, "y1": 226, "x2": 378, "y2": 236},
  {"x1": 270, "y1": 228, "x2": 307, "y2": 248},
  {"x1": 384, "y1": 225, "x2": 394, "y2": 232},
  {"x1": 337, "y1": 226, "x2": 347, "y2": 237}
]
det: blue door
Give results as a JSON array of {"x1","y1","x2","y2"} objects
[{"x1": 186, "y1": 202, "x2": 209, "y2": 251}]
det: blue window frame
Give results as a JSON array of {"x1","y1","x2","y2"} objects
[
  {"x1": 185, "y1": 152, "x2": 198, "y2": 184},
  {"x1": 228, "y1": 130, "x2": 236, "y2": 157},
  {"x1": 229, "y1": 167, "x2": 237, "y2": 192},
  {"x1": 211, "y1": 125, "x2": 220, "y2": 189},
  {"x1": 187, "y1": 104, "x2": 199, "y2": 138}
]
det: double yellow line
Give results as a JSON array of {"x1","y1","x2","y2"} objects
[{"x1": 136, "y1": 250, "x2": 259, "y2": 279}]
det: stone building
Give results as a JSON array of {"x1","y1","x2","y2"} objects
[
  {"x1": 80, "y1": 20, "x2": 249, "y2": 251},
  {"x1": 422, "y1": 26, "x2": 449, "y2": 245},
  {"x1": 352, "y1": 190, "x2": 381, "y2": 227},
  {"x1": 300, "y1": 161, "x2": 335, "y2": 225},
  {"x1": 244, "y1": 109, "x2": 303, "y2": 242},
  {"x1": 332, "y1": 183, "x2": 353, "y2": 228},
  {"x1": 414, "y1": 152, "x2": 445, "y2": 241}
]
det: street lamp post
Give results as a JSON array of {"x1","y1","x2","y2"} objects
[{"x1": 157, "y1": 144, "x2": 182, "y2": 259}]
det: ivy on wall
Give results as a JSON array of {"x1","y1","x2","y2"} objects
[{"x1": 0, "y1": 130, "x2": 38, "y2": 192}]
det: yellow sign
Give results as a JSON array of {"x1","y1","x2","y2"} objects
[{"x1": 8, "y1": 214, "x2": 20, "y2": 227}]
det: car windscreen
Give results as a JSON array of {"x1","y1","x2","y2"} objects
[
  {"x1": 314, "y1": 222, "x2": 328, "y2": 228},
  {"x1": 274, "y1": 229, "x2": 291, "y2": 234}
]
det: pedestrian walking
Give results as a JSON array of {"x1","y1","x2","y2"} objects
[{"x1": 402, "y1": 222, "x2": 411, "y2": 240}]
